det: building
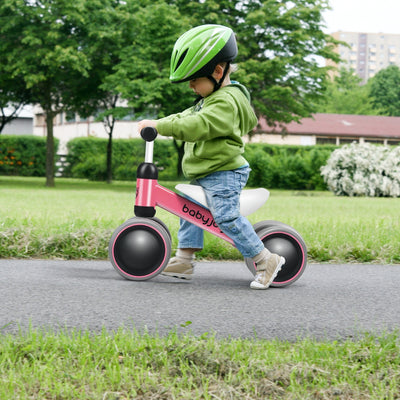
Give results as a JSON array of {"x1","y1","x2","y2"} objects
[
  {"x1": 33, "y1": 108, "x2": 139, "y2": 154},
  {"x1": 1, "y1": 105, "x2": 33, "y2": 135},
  {"x1": 328, "y1": 31, "x2": 400, "y2": 83},
  {"x1": 33, "y1": 108, "x2": 400, "y2": 150},
  {"x1": 254, "y1": 113, "x2": 400, "y2": 146}
]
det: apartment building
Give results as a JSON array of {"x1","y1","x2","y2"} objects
[{"x1": 329, "y1": 31, "x2": 400, "y2": 83}]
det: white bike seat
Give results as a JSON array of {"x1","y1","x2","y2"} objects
[{"x1": 175, "y1": 184, "x2": 269, "y2": 216}]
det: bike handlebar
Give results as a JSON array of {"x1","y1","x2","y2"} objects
[{"x1": 140, "y1": 127, "x2": 158, "y2": 142}]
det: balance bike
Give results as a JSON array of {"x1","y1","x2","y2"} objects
[{"x1": 109, "y1": 127, "x2": 307, "y2": 287}]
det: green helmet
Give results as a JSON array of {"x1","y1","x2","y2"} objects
[{"x1": 170, "y1": 24, "x2": 237, "y2": 83}]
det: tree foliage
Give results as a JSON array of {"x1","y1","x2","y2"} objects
[
  {"x1": 110, "y1": 0, "x2": 193, "y2": 117},
  {"x1": 369, "y1": 65, "x2": 400, "y2": 117},
  {"x1": 234, "y1": 0, "x2": 340, "y2": 127},
  {"x1": 124, "y1": 0, "x2": 341, "y2": 126},
  {"x1": 315, "y1": 68, "x2": 377, "y2": 115},
  {"x1": 0, "y1": 0, "x2": 101, "y2": 186}
]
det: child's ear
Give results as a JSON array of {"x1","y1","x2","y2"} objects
[{"x1": 212, "y1": 64, "x2": 225, "y2": 80}]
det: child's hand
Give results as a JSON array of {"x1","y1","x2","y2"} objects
[{"x1": 138, "y1": 119, "x2": 157, "y2": 133}]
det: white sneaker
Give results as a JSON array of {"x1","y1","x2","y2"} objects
[
  {"x1": 161, "y1": 257, "x2": 194, "y2": 280},
  {"x1": 250, "y1": 254, "x2": 285, "y2": 289}
]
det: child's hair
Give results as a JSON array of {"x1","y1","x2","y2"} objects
[{"x1": 219, "y1": 62, "x2": 238, "y2": 74}]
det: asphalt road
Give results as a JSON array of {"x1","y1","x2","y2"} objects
[{"x1": 1, "y1": 259, "x2": 399, "y2": 340}]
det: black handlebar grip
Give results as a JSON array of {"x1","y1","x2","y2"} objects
[{"x1": 140, "y1": 127, "x2": 158, "y2": 142}]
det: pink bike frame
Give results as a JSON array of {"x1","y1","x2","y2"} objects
[{"x1": 135, "y1": 178, "x2": 235, "y2": 246}]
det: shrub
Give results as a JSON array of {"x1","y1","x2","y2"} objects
[
  {"x1": 64, "y1": 137, "x2": 108, "y2": 178},
  {"x1": 245, "y1": 148, "x2": 277, "y2": 188},
  {"x1": 321, "y1": 142, "x2": 400, "y2": 197},
  {"x1": 245, "y1": 144, "x2": 335, "y2": 190},
  {"x1": 71, "y1": 154, "x2": 108, "y2": 181},
  {"x1": 66, "y1": 137, "x2": 178, "y2": 181},
  {"x1": 0, "y1": 135, "x2": 59, "y2": 177},
  {"x1": 65, "y1": 137, "x2": 335, "y2": 190}
]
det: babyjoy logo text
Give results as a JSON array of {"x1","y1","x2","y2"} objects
[{"x1": 182, "y1": 204, "x2": 218, "y2": 228}]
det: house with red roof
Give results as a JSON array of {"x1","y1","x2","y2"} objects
[{"x1": 252, "y1": 113, "x2": 400, "y2": 146}]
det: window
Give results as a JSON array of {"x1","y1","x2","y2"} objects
[
  {"x1": 339, "y1": 138, "x2": 359, "y2": 145},
  {"x1": 364, "y1": 139, "x2": 384, "y2": 144},
  {"x1": 35, "y1": 114, "x2": 45, "y2": 126},
  {"x1": 316, "y1": 137, "x2": 337, "y2": 145}
]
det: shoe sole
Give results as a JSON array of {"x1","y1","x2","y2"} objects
[
  {"x1": 161, "y1": 271, "x2": 193, "y2": 280},
  {"x1": 250, "y1": 256, "x2": 286, "y2": 290}
]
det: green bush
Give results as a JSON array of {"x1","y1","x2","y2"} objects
[
  {"x1": 64, "y1": 137, "x2": 108, "y2": 178},
  {"x1": 0, "y1": 135, "x2": 335, "y2": 187},
  {"x1": 71, "y1": 154, "x2": 108, "y2": 181},
  {"x1": 65, "y1": 137, "x2": 336, "y2": 190},
  {"x1": 244, "y1": 143, "x2": 336, "y2": 190},
  {"x1": 0, "y1": 135, "x2": 59, "y2": 177},
  {"x1": 66, "y1": 137, "x2": 178, "y2": 181}
]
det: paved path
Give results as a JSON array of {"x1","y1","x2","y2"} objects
[{"x1": 1, "y1": 259, "x2": 399, "y2": 340}]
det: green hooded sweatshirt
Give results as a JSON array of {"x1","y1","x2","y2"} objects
[{"x1": 156, "y1": 82, "x2": 258, "y2": 180}]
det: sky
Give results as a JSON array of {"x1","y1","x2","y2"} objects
[{"x1": 322, "y1": 0, "x2": 400, "y2": 35}]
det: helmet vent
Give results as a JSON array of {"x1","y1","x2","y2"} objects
[{"x1": 175, "y1": 49, "x2": 188, "y2": 72}]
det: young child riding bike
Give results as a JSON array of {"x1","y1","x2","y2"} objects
[{"x1": 138, "y1": 24, "x2": 285, "y2": 289}]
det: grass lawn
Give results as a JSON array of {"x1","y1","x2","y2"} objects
[
  {"x1": 1, "y1": 176, "x2": 399, "y2": 263},
  {"x1": 1, "y1": 327, "x2": 400, "y2": 399}
]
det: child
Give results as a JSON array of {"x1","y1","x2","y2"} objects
[{"x1": 138, "y1": 24, "x2": 285, "y2": 289}]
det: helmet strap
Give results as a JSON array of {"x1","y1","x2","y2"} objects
[
  {"x1": 208, "y1": 62, "x2": 231, "y2": 92},
  {"x1": 193, "y1": 95, "x2": 203, "y2": 105}
]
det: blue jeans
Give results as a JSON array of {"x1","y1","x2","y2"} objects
[{"x1": 177, "y1": 166, "x2": 265, "y2": 258}]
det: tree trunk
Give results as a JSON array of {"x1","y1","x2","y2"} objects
[
  {"x1": 106, "y1": 132, "x2": 112, "y2": 184},
  {"x1": 45, "y1": 111, "x2": 55, "y2": 187},
  {"x1": 105, "y1": 113, "x2": 116, "y2": 184}
]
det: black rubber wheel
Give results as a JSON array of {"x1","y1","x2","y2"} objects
[
  {"x1": 245, "y1": 222, "x2": 307, "y2": 287},
  {"x1": 125, "y1": 216, "x2": 172, "y2": 240},
  {"x1": 109, "y1": 217, "x2": 171, "y2": 281},
  {"x1": 253, "y1": 220, "x2": 294, "y2": 233}
]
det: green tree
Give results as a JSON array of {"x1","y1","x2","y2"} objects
[
  {"x1": 0, "y1": 0, "x2": 342, "y2": 182},
  {"x1": 369, "y1": 65, "x2": 400, "y2": 116},
  {"x1": 113, "y1": 1, "x2": 192, "y2": 117},
  {"x1": 80, "y1": 0, "x2": 134, "y2": 184},
  {"x1": 0, "y1": 0, "x2": 101, "y2": 186},
  {"x1": 110, "y1": 0, "x2": 192, "y2": 177},
  {"x1": 237, "y1": 0, "x2": 340, "y2": 128},
  {"x1": 115, "y1": 0, "x2": 339, "y2": 171},
  {"x1": 316, "y1": 67, "x2": 378, "y2": 115},
  {"x1": 167, "y1": 0, "x2": 340, "y2": 129}
]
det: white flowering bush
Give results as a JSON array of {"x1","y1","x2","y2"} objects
[{"x1": 321, "y1": 142, "x2": 400, "y2": 197}]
